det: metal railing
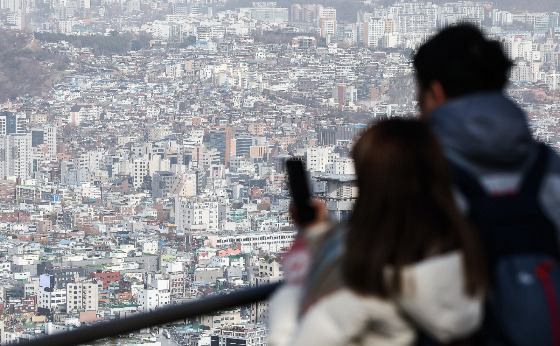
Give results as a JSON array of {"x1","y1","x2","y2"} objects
[{"x1": 19, "y1": 282, "x2": 281, "y2": 346}]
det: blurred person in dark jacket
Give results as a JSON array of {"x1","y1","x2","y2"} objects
[{"x1": 414, "y1": 24, "x2": 560, "y2": 345}]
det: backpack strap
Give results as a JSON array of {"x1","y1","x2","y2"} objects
[
  {"x1": 447, "y1": 159, "x2": 487, "y2": 202},
  {"x1": 448, "y1": 143, "x2": 550, "y2": 202},
  {"x1": 536, "y1": 260, "x2": 560, "y2": 346},
  {"x1": 517, "y1": 143, "x2": 550, "y2": 197}
]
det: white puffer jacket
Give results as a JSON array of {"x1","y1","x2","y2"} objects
[{"x1": 268, "y1": 251, "x2": 482, "y2": 346}]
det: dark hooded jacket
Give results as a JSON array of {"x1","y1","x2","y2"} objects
[{"x1": 429, "y1": 91, "x2": 560, "y2": 235}]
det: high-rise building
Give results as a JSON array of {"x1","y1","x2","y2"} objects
[
  {"x1": 37, "y1": 274, "x2": 66, "y2": 316},
  {"x1": 250, "y1": 258, "x2": 282, "y2": 324},
  {"x1": 66, "y1": 282, "x2": 99, "y2": 312},
  {"x1": 390, "y1": 1, "x2": 437, "y2": 34},
  {"x1": 138, "y1": 286, "x2": 170, "y2": 312},
  {"x1": 306, "y1": 146, "x2": 333, "y2": 172},
  {"x1": 318, "y1": 6, "x2": 336, "y2": 20},
  {"x1": 151, "y1": 171, "x2": 175, "y2": 198},
  {"x1": 175, "y1": 197, "x2": 220, "y2": 232},
  {"x1": 31, "y1": 125, "x2": 57, "y2": 157},
  {"x1": 317, "y1": 126, "x2": 337, "y2": 146},
  {"x1": 332, "y1": 85, "x2": 357, "y2": 106},
  {"x1": 290, "y1": 4, "x2": 322, "y2": 23},
  {"x1": 37, "y1": 287, "x2": 66, "y2": 316},
  {"x1": 320, "y1": 18, "x2": 337, "y2": 39},
  {"x1": 234, "y1": 137, "x2": 253, "y2": 157},
  {"x1": 132, "y1": 158, "x2": 149, "y2": 189},
  {"x1": 208, "y1": 127, "x2": 232, "y2": 166},
  {"x1": 366, "y1": 18, "x2": 385, "y2": 47},
  {"x1": 0, "y1": 112, "x2": 26, "y2": 136},
  {"x1": 0, "y1": 133, "x2": 32, "y2": 180},
  {"x1": 31, "y1": 129, "x2": 44, "y2": 147},
  {"x1": 44, "y1": 125, "x2": 57, "y2": 157},
  {"x1": 170, "y1": 172, "x2": 198, "y2": 197},
  {"x1": 239, "y1": 7, "x2": 289, "y2": 23}
]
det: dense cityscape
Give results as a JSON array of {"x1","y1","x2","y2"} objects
[{"x1": 0, "y1": 0, "x2": 559, "y2": 344}]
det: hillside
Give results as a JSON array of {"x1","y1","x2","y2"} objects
[{"x1": 0, "y1": 29, "x2": 69, "y2": 102}]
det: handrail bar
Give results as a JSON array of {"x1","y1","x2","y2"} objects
[{"x1": 18, "y1": 282, "x2": 282, "y2": 346}]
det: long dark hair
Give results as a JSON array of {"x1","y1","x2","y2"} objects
[{"x1": 343, "y1": 118, "x2": 485, "y2": 298}]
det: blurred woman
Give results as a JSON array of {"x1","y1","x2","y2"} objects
[{"x1": 269, "y1": 118, "x2": 486, "y2": 346}]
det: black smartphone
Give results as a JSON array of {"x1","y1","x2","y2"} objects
[{"x1": 286, "y1": 158, "x2": 316, "y2": 225}]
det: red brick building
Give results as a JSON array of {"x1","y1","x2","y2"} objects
[{"x1": 90, "y1": 272, "x2": 121, "y2": 290}]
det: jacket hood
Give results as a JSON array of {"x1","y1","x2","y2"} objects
[{"x1": 429, "y1": 92, "x2": 534, "y2": 169}]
